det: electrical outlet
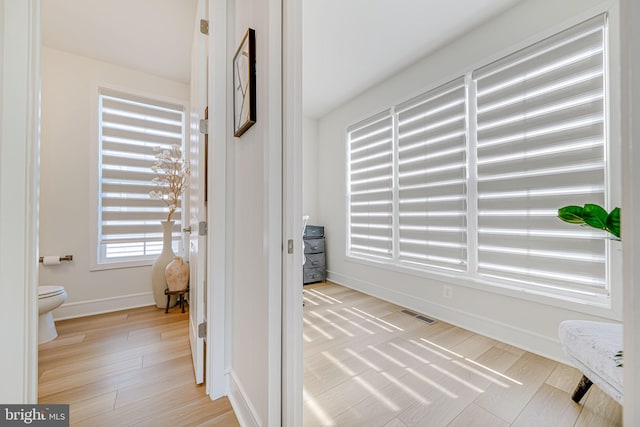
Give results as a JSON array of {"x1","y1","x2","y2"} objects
[{"x1": 443, "y1": 285, "x2": 453, "y2": 299}]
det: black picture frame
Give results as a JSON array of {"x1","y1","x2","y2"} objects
[{"x1": 233, "y1": 28, "x2": 256, "y2": 137}]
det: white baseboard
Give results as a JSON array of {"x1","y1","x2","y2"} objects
[
  {"x1": 228, "y1": 370, "x2": 261, "y2": 427},
  {"x1": 327, "y1": 271, "x2": 569, "y2": 364},
  {"x1": 53, "y1": 292, "x2": 155, "y2": 320}
]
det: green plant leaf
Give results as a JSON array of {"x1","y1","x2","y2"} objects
[
  {"x1": 607, "y1": 207, "x2": 621, "y2": 238},
  {"x1": 558, "y1": 206, "x2": 586, "y2": 224},
  {"x1": 582, "y1": 204, "x2": 608, "y2": 230}
]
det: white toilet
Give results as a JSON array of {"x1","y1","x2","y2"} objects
[{"x1": 38, "y1": 285, "x2": 67, "y2": 344}]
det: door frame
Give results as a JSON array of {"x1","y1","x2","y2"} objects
[
  {"x1": 0, "y1": 0, "x2": 40, "y2": 403},
  {"x1": 281, "y1": 0, "x2": 303, "y2": 424},
  {"x1": 207, "y1": 0, "x2": 229, "y2": 399},
  {"x1": 622, "y1": 0, "x2": 640, "y2": 424}
]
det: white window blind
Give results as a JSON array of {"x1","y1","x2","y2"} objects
[
  {"x1": 396, "y1": 78, "x2": 467, "y2": 271},
  {"x1": 98, "y1": 89, "x2": 185, "y2": 262},
  {"x1": 473, "y1": 14, "x2": 608, "y2": 296},
  {"x1": 346, "y1": 13, "x2": 612, "y2": 304},
  {"x1": 348, "y1": 111, "x2": 394, "y2": 260}
]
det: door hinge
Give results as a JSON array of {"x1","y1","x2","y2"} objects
[
  {"x1": 287, "y1": 239, "x2": 294, "y2": 254},
  {"x1": 198, "y1": 321, "x2": 207, "y2": 338},
  {"x1": 198, "y1": 221, "x2": 208, "y2": 236},
  {"x1": 199, "y1": 119, "x2": 208, "y2": 135},
  {"x1": 200, "y1": 19, "x2": 209, "y2": 35}
]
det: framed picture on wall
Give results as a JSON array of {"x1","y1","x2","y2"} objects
[{"x1": 233, "y1": 28, "x2": 256, "y2": 137}]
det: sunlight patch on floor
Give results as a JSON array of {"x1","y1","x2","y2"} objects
[
  {"x1": 310, "y1": 311, "x2": 355, "y2": 337},
  {"x1": 303, "y1": 388, "x2": 335, "y2": 426},
  {"x1": 388, "y1": 341, "x2": 431, "y2": 364},
  {"x1": 326, "y1": 309, "x2": 375, "y2": 334},
  {"x1": 304, "y1": 317, "x2": 334, "y2": 339},
  {"x1": 368, "y1": 345, "x2": 407, "y2": 368},
  {"x1": 351, "y1": 307, "x2": 404, "y2": 331},
  {"x1": 463, "y1": 357, "x2": 523, "y2": 385},
  {"x1": 409, "y1": 339, "x2": 453, "y2": 360},
  {"x1": 381, "y1": 371, "x2": 430, "y2": 404},
  {"x1": 405, "y1": 367, "x2": 459, "y2": 398},
  {"x1": 322, "y1": 351, "x2": 356, "y2": 376},
  {"x1": 305, "y1": 288, "x2": 343, "y2": 304},
  {"x1": 353, "y1": 376, "x2": 401, "y2": 411},
  {"x1": 345, "y1": 348, "x2": 382, "y2": 371},
  {"x1": 430, "y1": 363, "x2": 485, "y2": 393},
  {"x1": 343, "y1": 307, "x2": 394, "y2": 332}
]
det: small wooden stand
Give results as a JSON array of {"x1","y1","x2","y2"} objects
[{"x1": 164, "y1": 287, "x2": 188, "y2": 313}]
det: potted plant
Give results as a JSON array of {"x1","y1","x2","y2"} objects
[{"x1": 558, "y1": 204, "x2": 620, "y2": 239}]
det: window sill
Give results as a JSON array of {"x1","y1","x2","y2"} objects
[{"x1": 91, "y1": 258, "x2": 153, "y2": 271}]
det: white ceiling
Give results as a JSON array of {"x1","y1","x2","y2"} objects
[
  {"x1": 42, "y1": 0, "x2": 198, "y2": 83},
  {"x1": 42, "y1": 0, "x2": 523, "y2": 118},
  {"x1": 302, "y1": 0, "x2": 523, "y2": 118}
]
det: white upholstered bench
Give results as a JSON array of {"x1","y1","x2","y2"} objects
[{"x1": 558, "y1": 320, "x2": 623, "y2": 404}]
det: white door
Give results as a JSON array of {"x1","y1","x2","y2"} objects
[{"x1": 187, "y1": 0, "x2": 208, "y2": 385}]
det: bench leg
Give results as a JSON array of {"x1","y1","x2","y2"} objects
[{"x1": 572, "y1": 375, "x2": 593, "y2": 403}]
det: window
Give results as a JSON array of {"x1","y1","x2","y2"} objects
[
  {"x1": 97, "y1": 88, "x2": 185, "y2": 265},
  {"x1": 347, "y1": 14, "x2": 612, "y2": 303},
  {"x1": 474, "y1": 15, "x2": 607, "y2": 297},
  {"x1": 397, "y1": 78, "x2": 468, "y2": 271},
  {"x1": 347, "y1": 111, "x2": 394, "y2": 260}
]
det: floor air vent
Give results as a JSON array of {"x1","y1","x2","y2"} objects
[
  {"x1": 401, "y1": 309, "x2": 437, "y2": 324},
  {"x1": 416, "y1": 315, "x2": 437, "y2": 324}
]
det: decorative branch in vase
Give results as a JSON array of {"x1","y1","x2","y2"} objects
[
  {"x1": 558, "y1": 203, "x2": 623, "y2": 366},
  {"x1": 149, "y1": 144, "x2": 190, "y2": 221},
  {"x1": 148, "y1": 144, "x2": 190, "y2": 308}
]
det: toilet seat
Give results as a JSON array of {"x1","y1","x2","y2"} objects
[{"x1": 39, "y1": 285, "x2": 65, "y2": 298}]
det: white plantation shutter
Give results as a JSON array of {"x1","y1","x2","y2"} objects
[
  {"x1": 473, "y1": 14, "x2": 608, "y2": 296},
  {"x1": 98, "y1": 89, "x2": 184, "y2": 262},
  {"x1": 348, "y1": 111, "x2": 394, "y2": 260},
  {"x1": 396, "y1": 78, "x2": 467, "y2": 271}
]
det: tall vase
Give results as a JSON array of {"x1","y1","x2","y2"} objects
[{"x1": 151, "y1": 220, "x2": 175, "y2": 308}]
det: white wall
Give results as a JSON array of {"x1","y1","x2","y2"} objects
[
  {"x1": 302, "y1": 116, "x2": 318, "y2": 222},
  {"x1": 226, "y1": 0, "x2": 282, "y2": 425},
  {"x1": 316, "y1": 0, "x2": 620, "y2": 362},
  {"x1": 39, "y1": 47, "x2": 189, "y2": 319}
]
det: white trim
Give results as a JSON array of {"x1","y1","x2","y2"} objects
[
  {"x1": 207, "y1": 0, "x2": 229, "y2": 400},
  {"x1": 0, "y1": 0, "x2": 40, "y2": 404},
  {"x1": 281, "y1": 0, "x2": 303, "y2": 424},
  {"x1": 52, "y1": 292, "x2": 155, "y2": 320},
  {"x1": 228, "y1": 370, "x2": 261, "y2": 427},
  {"x1": 621, "y1": 0, "x2": 639, "y2": 422},
  {"x1": 327, "y1": 271, "x2": 571, "y2": 364},
  {"x1": 267, "y1": 0, "x2": 284, "y2": 424},
  {"x1": 88, "y1": 79, "x2": 190, "y2": 271}
]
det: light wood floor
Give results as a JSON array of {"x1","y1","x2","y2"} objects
[
  {"x1": 303, "y1": 282, "x2": 622, "y2": 427},
  {"x1": 38, "y1": 305, "x2": 239, "y2": 427}
]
